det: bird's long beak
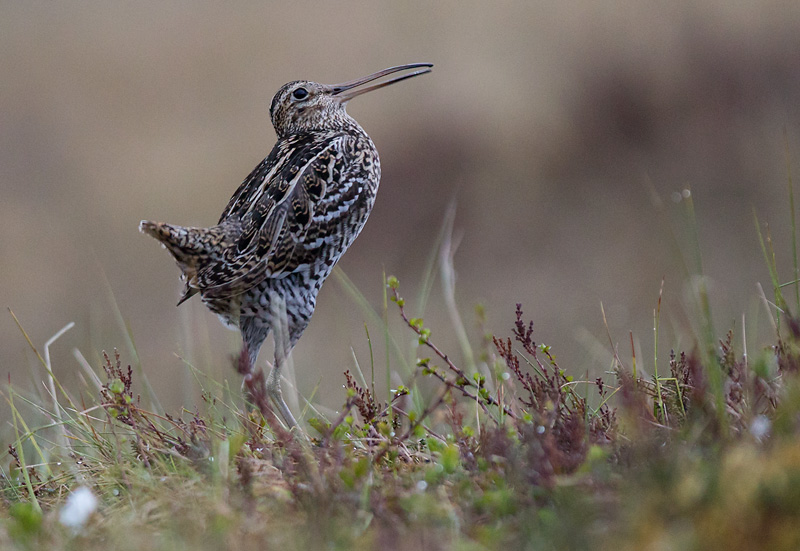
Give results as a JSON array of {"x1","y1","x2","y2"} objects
[{"x1": 328, "y1": 63, "x2": 433, "y2": 102}]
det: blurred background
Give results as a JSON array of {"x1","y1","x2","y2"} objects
[{"x1": 3, "y1": 1, "x2": 800, "y2": 422}]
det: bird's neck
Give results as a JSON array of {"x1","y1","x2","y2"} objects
[{"x1": 279, "y1": 110, "x2": 366, "y2": 139}]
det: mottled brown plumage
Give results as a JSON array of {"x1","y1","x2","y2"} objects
[{"x1": 140, "y1": 63, "x2": 432, "y2": 428}]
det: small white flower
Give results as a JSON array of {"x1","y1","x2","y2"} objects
[
  {"x1": 749, "y1": 415, "x2": 771, "y2": 441},
  {"x1": 59, "y1": 486, "x2": 98, "y2": 530}
]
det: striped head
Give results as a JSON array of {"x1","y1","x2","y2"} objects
[{"x1": 268, "y1": 63, "x2": 433, "y2": 139}]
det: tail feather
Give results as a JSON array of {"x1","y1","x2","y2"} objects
[
  {"x1": 139, "y1": 220, "x2": 230, "y2": 305},
  {"x1": 140, "y1": 221, "x2": 208, "y2": 263}
]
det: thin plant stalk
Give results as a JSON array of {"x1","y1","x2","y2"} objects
[
  {"x1": 784, "y1": 128, "x2": 799, "y2": 313},
  {"x1": 653, "y1": 279, "x2": 667, "y2": 425}
]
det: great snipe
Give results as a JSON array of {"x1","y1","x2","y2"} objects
[{"x1": 140, "y1": 63, "x2": 432, "y2": 428}]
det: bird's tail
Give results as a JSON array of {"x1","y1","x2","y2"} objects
[
  {"x1": 139, "y1": 220, "x2": 228, "y2": 305},
  {"x1": 140, "y1": 221, "x2": 208, "y2": 262}
]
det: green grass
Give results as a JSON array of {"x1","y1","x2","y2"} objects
[{"x1": 5, "y1": 198, "x2": 800, "y2": 550}]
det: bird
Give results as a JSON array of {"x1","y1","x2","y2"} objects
[{"x1": 140, "y1": 63, "x2": 433, "y2": 429}]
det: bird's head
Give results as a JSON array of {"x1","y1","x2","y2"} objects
[{"x1": 269, "y1": 63, "x2": 433, "y2": 138}]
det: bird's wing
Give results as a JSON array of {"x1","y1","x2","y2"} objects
[{"x1": 193, "y1": 134, "x2": 351, "y2": 296}]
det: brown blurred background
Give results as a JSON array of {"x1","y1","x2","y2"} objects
[{"x1": 3, "y1": 2, "x2": 800, "y2": 422}]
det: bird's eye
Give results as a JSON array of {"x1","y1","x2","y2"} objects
[{"x1": 292, "y1": 87, "x2": 309, "y2": 100}]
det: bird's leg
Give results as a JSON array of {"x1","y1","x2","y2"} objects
[
  {"x1": 266, "y1": 342, "x2": 298, "y2": 429},
  {"x1": 265, "y1": 292, "x2": 300, "y2": 429},
  {"x1": 236, "y1": 320, "x2": 288, "y2": 426},
  {"x1": 238, "y1": 344, "x2": 270, "y2": 413},
  {"x1": 237, "y1": 343, "x2": 254, "y2": 377}
]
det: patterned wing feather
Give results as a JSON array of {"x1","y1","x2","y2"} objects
[{"x1": 193, "y1": 134, "x2": 348, "y2": 296}]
